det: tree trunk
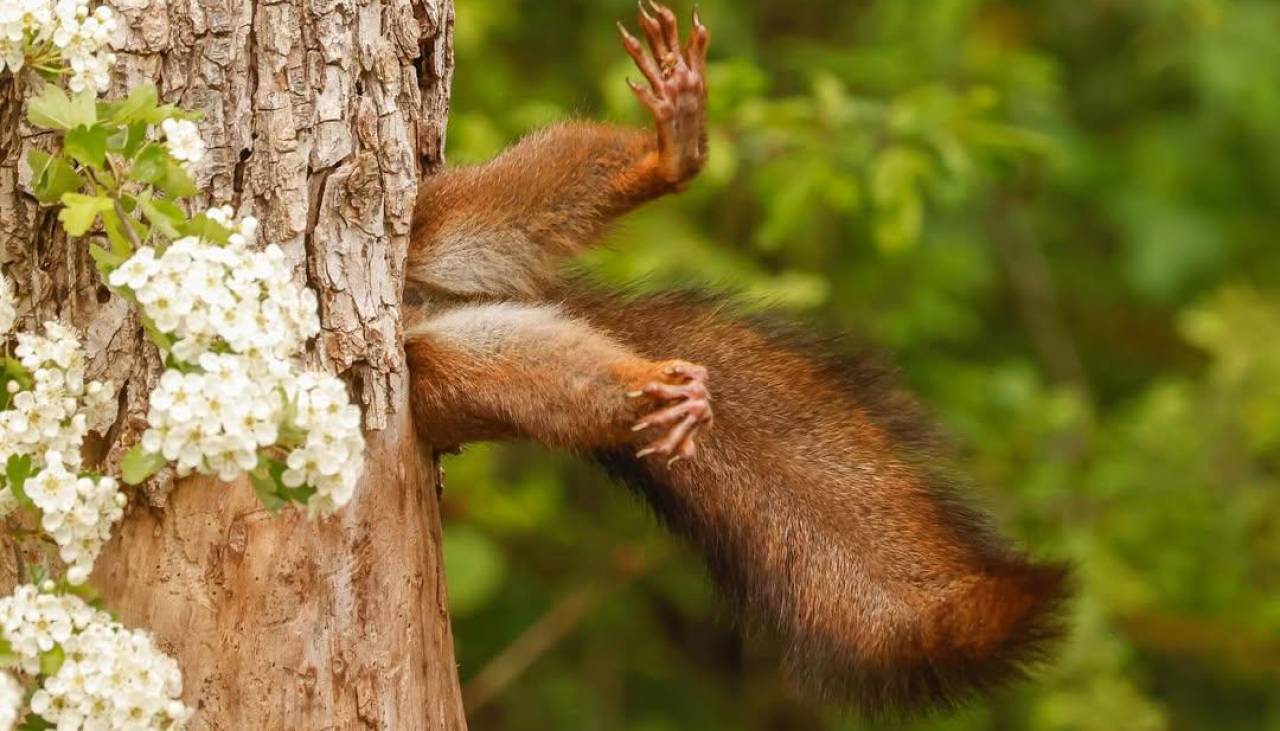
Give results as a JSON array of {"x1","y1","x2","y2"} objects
[{"x1": 0, "y1": 0, "x2": 466, "y2": 728}]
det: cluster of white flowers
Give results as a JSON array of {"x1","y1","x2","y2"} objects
[
  {"x1": 141, "y1": 353, "x2": 287, "y2": 481},
  {"x1": 0, "y1": 321, "x2": 115, "y2": 475},
  {"x1": 112, "y1": 204, "x2": 363, "y2": 514},
  {"x1": 26, "y1": 456, "x2": 126, "y2": 584},
  {"x1": 159, "y1": 118, "x2": 206, "y2": 170},
  {"x1": 0, "y1": 672, "x2": 20, "y2": 731},
  {"x1": 0, "y1": 321, "x2": 120, "y2": 581},
  {"x1": 139, "y1": 355, "x2": 363, "y2": 515},
  {"x1": 281, "y1": 372, "x2": 365, "y2": 515},
  {"x1": 0, "y1": 274, "x2": 14, "y2": 336},
  {"x1": 0, "y1": 585, "x2": 190, "y2": 729},
  {"x1": 0, "y1": 0, "x2": 117, "y2": 94},
  {"x1": 108, "y1": 210, "x2": 319, "y2": 364}
]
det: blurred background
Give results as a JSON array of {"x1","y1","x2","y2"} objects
[{"x1": 437, "y1": 1, "x2": 1280, "y2": 729}]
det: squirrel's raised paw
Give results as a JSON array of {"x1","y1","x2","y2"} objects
[
  {"x1": 617, "y1": 2, "x2": 710, "y2": 187},
  {"x1": 628, "y1": 359, "x2": 712, "y2": 465}
]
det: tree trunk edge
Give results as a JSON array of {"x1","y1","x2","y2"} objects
[{"x1": 0, "y1": 0, "x2": 467, "y2": 727}]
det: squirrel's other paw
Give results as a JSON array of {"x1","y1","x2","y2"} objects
[{"x1": 628, "y1": 359, "x2": 712, "y2": 465}]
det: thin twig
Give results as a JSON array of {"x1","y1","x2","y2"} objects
[
  {"x1": 462, "y1": 550, "x2": 666, "y2": 714},
  {"x1": 463, "y1": 585, "x2": 604, "y2": 714},
  {"x1": 988, "y1": 187, "x2": 1092, "y2": 401}
]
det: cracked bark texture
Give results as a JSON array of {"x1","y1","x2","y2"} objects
[{"x1": 0, "y1": 0, "x2": 466, "y2": 728}]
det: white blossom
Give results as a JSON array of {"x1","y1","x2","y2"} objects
[
  {"x1": 159, "y1": 118, "x2": 205, "y2": 169},
  {"x1": 25, "y1": 455, "x2": 126, "y2": 584},
  {"x1": 0, "y1": 321, "x2": 115, "y2": 472},
  {"x1": 139, "y1": 351, "x2": 364, "y2": 514},
  {"x1": 280, "y1": 371, "x2": 366, "y2": 516},
  {"x1": 1, "y1": 0, "x2": 117, "y2": 94},
  {"x1": 0, "y1": 586, "x2": 190, "y2": 729},
  {"x1": 48, "y1": 0, "x2": 117, "y2": 94},
  {"x1": 0, "y1": 3, "x2": 33, "y2": 76},
  {"x1": 109, "y1": 213, "x2": 319, "y2": 365},
  {"x1": 0, "y1": 671, "x2": 21, "y2": 731},
  {"x1": 141, "y1": 353, "x2": 286, "y2": 482}
]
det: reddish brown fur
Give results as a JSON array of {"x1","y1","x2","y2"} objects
[
  {"x1": 558, "y1": 288, "x2": 1070, "y2": 714},
  {"x1": 402, "y1": 4, "x2": 1069, "y2": 716},
  {"x1": 404, "y1": 301, "x2": 708, "y2": 455}
]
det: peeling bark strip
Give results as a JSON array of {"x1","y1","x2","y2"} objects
[{"x1": 0, "y1": 0, "x2": 465, "y2": 728}]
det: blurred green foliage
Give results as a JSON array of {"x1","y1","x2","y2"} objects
[{"x1": 438, "y1": 1, "x2": 1280, "y2": 729}]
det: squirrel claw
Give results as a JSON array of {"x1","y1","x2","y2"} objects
[
  {"x1": 631, "y1": 359, "x2": 712, "y2": 462},
  {"x1": 618, "y1": 0, "x2": 709, "y2": 186}
]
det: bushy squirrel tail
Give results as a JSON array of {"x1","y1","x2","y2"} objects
[{"x1": 562, "y1": 287, "x2": 1072, "y2": 715}]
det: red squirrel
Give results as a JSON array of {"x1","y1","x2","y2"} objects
[{"x1": 404, "y1": 3, "x2": 1070, "y2": 716}]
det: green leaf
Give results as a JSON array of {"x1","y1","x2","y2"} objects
[
  {"x1": 120, "y1": 121, "x2": 149, "y2": 158},
  {"x1": 101, "y1": 83, "x2": 158, "y2": 124},
  {"x1": 139, "y1": 314, "x2": 173, "y2": 351},
  {"x1": 27, "y1": 150, "x2": 85, "y2": 205},
  {"x1": 249, "y1": 461, "x2": 287, "y2": 514},
  {"x1": 5, "y1": 454, "x2": 33, "y2": 509},
  {"x1": 0, "y1": 637, "x2": 19, "y2": 669},
  {"x1": 179, "y1": 212, "x2": 233, "y2": 245},
  {"x1": 102, "y1": 198, "x2": 149, "y2": 255},
  {"x1": 142, "y1": 104, "x2": 201, "y2": 126},
  {"x1": 64, "y1": 124, "x2": 110, "y2": 169},
  {"x1": 16, "y1": 715, "x2": 54, "y2": 731},
  {"x1": 132, "y1": 145, "x2": 197, "y2": 200},
  {"x1": 157, "y1": 159, "x2": 198, "y2": 198},
  {"x1": 27, "y1": 86, "x2": 96, "y2": 130},
  {"x1": 58, "y1": 578, "x2": 103, "y2": 607},
  {"x1": 3, "y1": 358, "x2": 33, "y2": 391},
  {"x1": 120, "y1": 445, "x2": 166, "y2": 485},
  {"x1": 56, "y1": 193, "x2": 113, "y2": 236},
  {"x1": 280, "y1": 481, "x2": 317, "y2": 505},
  {"x1": 88, "y1": 244, "x2": 128, "y2": 273},
  {"x1": 99, "y1": 209, "x2": 134, "y2": 257},
  {"x1": 129, "y1": 144, "x2": 168, "y2": 186},
  {"x1": 38, "y1": 644, "x2": 65, "y2": 677},
  {"x1": 138, "y1": 195, "x2": 187, "y2": 239}
]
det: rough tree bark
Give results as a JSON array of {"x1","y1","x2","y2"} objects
[{"x1": 0, "y1": 0, "x2": 467, "y2": 728}]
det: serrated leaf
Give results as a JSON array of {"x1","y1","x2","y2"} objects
[
  {"x1": 64, "y1": 124, "x2": 109, "y2": 169},
  {"x1": 101, "y1": 83, "x2": 158, "y2": 124},
  {"x1": 39, "y1": 644, "x2": 65, "y2": 677},
  {"x1": 121, "y1": 445, "x2": 166, "y2": 485},
  {"x1": 56, "y1": 193, "x2": 113, "y2": 236},
  {"x1": 179, "y1": 212, "x2": 233, "y2": 245},
  {"x1": 157, "y1": 159, "x2": 198, "y2": 198},
  {"x1": 88, "y1": 244, "x2": 128, "y2": 274},
  {"x1": 27, "y1": 86, "x2": 96, "y2": 130},
  {"x1": 5, "y1": 454, "x2": 33, "y2": 508},
  {"x1": 26, "y1": 149, "x2": 85, "y2": 205},
  {"x1": 138, "y1": 196, "x2": 187, "y2": 239}
]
